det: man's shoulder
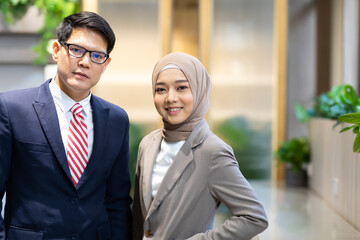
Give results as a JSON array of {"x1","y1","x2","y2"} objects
[
  {"x1": 91, "y1": 95, "x2": 123, "y2": 109},
  {"x1": 0, "y1": 84, "x2": 41, "y2": 102},
  {"x1": 91, "y1": 95, "x2": 128, "y2": 117}
]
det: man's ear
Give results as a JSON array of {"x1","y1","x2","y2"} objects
[
  {"x1": 102, "y1": 57, "x2": 111, "y2": 73},
  {"x1": 52, "y1": 41, "x2": 61, "y2": 62}
]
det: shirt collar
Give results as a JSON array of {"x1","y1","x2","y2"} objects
[{"x1": 49, "y1": 78, "x2": 92, "y2": 116}]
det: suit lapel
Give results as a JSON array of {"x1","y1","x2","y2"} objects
[
  {"x1": 146, "y1": 140, "x2": 193, "y2": 218},
  {"x1": 141, "y1": 133, "x2": 162, "y2": 211},
  {"x1": 33, "y1": 80, "x2": 71, "y2": 182},
  {"x1": 145, "y1": 120, "x2": 209, "y2": 219},
  {"x1": 76, "y1": 96, "x2": 109, "y2": 189}
]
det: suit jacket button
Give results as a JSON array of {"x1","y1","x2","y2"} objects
[
  {"x1": 71, "y1": 198, "x2": 79, "y2": 205},
  {"x1": 71, "y1": 233, "x2": 79, "y2": 240},
  {"x1": 145, "y1": 229, "x2": 153, "y2": 237}
]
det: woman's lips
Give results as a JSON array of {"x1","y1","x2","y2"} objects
[{"x1": 166, "y1": 107, "x2": 182, "y2": 115}]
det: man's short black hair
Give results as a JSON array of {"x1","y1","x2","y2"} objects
[{"x1": 56, "y1": 11, "x2": 116, "y2": 54}]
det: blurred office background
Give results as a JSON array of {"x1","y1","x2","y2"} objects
[{"x1": 1, "y1": 0, "x2": 360, "y2": 239}]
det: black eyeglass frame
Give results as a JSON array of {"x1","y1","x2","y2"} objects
[{"x1": 60, "y1": 41, "x2": 110, "y2": 64}]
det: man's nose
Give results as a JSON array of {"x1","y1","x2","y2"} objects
[{"x1": 78, "y1": 52, "x2": 91, "y2": 67}]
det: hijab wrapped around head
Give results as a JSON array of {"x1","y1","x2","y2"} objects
[{"x1": 152, "y1": 52, "x2": 212, "y2": 142}]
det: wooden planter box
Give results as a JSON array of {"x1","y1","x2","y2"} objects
[{"x1": 308, "y1": 118, "x2": 360, "y2": 231}]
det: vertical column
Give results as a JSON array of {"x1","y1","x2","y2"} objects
[
  {"x1": 330, "y1": 0, "x2": 343, "y2": 87},
  {"x1": 272, "y1": 0, "x2": 288, "y2": 182},
  {"x1": 199, "y1": 0, "x2": 212, "y2": 70},
  {"x1": 172, "y1": 0, "x2": 198, "y2": 56},
  {"x1": 287, "y1": 1, "x2": 316, "y2": 139},
  {"x1": 159, "y1": 0, "x2": 173, "y2": 55},
  {"x1": 316, "y1": 0, "x2": 332, "y2": 95},
  {"x1": 82, "y1": 0, "x2": 98, "y2": 12},
  {"x1": 199, "y1": 0, "x2": 212, "y2": 123},
  {"x1": 343, "y1": 0, "x2": 359, "y2": 91}
]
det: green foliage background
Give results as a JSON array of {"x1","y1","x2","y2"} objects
[
  {"x1": 0, "y1": 0, "x2": 81, "y2": 64},
  {"x1": 213, "y1": 116, "x2": 272, "y2": 179},
  {"x1": 274, "y1": 137, "x2": 310, "y2": 172},
  {"x1": 295, "y1": 84, "x2": 360, "y2": 122}
]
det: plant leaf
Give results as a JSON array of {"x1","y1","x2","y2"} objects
[
  {"x1": 353, "y1": 134, "x2": 360, "y2": 153},
  {"x1": 339, "y1": 125, "x2": 355, "y2": 133},
  {"x1": 294, "y1": 104, "x2": 309, "y2": 123},
  {"x1": 353, "y1": 126, "x2": 360, "y2": 134},
  {"x1": 341, "y1": 85, "x2": 359, "y2": 106},
  {"x1": 353, "y1": 124, "x2": 360, "y2": 134},
  {"x1": 338, "y1": 112, "x2": 360, "y2": 124}
]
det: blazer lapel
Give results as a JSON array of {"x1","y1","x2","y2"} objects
[
  {"x1": 76, "y1": 96, "x2": 109, "y2": 189},
  {"x1": 33, "y1": 80, "x2": 71, "y2": 182},
  {"x1": 145, "y1": 119, "x2": 209, "y2": 219},
  {"x1": 141, "y1": 133, "x2": 162, "y2": 212},
  {"x1": 146, "y1": 141, "x2": 193, "y2": 219}
]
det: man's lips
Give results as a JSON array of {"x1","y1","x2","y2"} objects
[{"x1": 74, "y1": 72, "x2": 88, "y2": 79}]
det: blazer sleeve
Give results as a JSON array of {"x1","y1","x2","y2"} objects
[
  {"x1": 0, "y1": 94, "x2": 12, "y2": 240},
  {"x1": 132, "y1": 139, "x2": 145, "y2": 240},
  {"x1": 188, "y1": 143, "x2": 268, "y2": 240},
  {"x1": 104, "y1": 112, "x2": 133, "y2": 240}
]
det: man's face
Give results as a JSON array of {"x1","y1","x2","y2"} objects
[{"x1": 52, "y1": 28, "x2": 111, "y2": 101}]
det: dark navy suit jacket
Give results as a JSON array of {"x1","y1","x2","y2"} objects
[{"x1": 0, "y1": 80, "x2": 132, "y2": 240}]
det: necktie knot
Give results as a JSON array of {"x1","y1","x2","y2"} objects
[{"x1": 70, "y1": 103, "x2": 83, "y2": 117}]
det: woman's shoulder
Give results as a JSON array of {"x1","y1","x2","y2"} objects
[
  {"x1": 203, "y1": 131, "x2": 232, "y2": 150},
  {"x1": 139, "y1": 128, "x2": 162, "y2": 146},
  {"x1": 195, "y1": 131, "x2": 235, "y2": 160}
]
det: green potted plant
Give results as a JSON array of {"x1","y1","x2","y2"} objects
[
  {"x1": 274, "y1": 137, "x2": 310, "y2": 187},
  {"x1": 295, "y1": 84, "x2": 360, "y2": 123},
  {"x1": 338, "y1": 112, "x2": 360, "y2": 153}
]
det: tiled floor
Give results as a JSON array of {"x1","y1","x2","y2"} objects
[
  {"x1": 215, "y1": 180, "x2": 360, "y2": 240},
  {"x1": 2, "y1": 180, "x2": 360, "y2": 239}
]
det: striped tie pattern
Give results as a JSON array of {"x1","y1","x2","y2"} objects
[{"x1": 67, "y1": 103, "x2": 88, "y2": 186}]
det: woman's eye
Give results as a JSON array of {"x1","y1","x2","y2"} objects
[
  {"x1": 177, "y1": 85, "x2": 188, "y2": 91},
  {"x1": 155, "y1": 88, "x2": 166, "y2": 93}
]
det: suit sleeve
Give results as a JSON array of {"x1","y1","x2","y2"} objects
[
  {"x1": 105, "y1": 113, "x2": 133, "y2": 240},
  {"x1": 132, "y1": 139, "x2": 145, "y2": 240},
  {"x1": 0, "y1": 94, "x2": 12, "y2": 240},
  {"x1": 188, "y1": 143, "x2": 268, "y2": 240}
]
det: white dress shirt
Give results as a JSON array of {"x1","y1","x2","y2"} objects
[
  {"x1": 49, "y1": 79, "x2": 94, "y2": 158},
  {"x1": 152, "y1": 139, "x2": 185, "y2": 197}
]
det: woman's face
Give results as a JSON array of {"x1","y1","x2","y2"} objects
[{"x1": 154, "y1": 68, "x2": 194, "y2": 125}]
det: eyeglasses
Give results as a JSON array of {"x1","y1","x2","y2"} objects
[{"x1": 60, "y1": 42, "x2": 109, "y2": 64}]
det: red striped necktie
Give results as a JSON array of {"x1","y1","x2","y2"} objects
[{"x1": 67, "y1": 103, "x2": 88, "y2": 186}]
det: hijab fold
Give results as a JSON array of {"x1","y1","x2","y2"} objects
[{"x1": 152, "y1": 52, "x2": 212, "y2": 142}]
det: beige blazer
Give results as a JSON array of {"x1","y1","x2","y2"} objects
[{"x1": 132, "y1": 119, "x2": 268, "y2": 239}]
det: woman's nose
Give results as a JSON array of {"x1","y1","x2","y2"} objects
[{"x1": 166, "y1": 88, "x2": 178, "y2": 103}]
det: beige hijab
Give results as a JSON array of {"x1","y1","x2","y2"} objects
[{"x1": 152, "y1": 52, "x2": 211, "y2": 142}]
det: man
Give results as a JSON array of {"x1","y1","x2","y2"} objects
[{"x1": 0, "y1": 11, "x2": 132, "y2": 239}]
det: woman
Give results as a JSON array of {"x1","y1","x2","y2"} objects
[{"x1": 132, "y1": 52, "x2": 268, "y2": 239}]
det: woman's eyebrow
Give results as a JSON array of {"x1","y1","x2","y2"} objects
[
  {"x1": 175, "y1": 79, "x2": 189, "y2": 83},
  {"x1": 155, "y1": 79, "x2": 188, "y2": 85}
]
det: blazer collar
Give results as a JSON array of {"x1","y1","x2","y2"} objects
[
  {"x1": 33, "y1": 79, "x2": 71, "y2": 182},
  {"x1": 142, "y1": 132, "x2": 162, "y2": 211},
  {"x1": 76, "y1": 96, "x2": 109, "y2": 189},
  {"x1": 33, "y1": 79, "x2": 110, "y2": 189},
  {"x1": 145, "y1": 119, "x2": 209, "y2": 219}
]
